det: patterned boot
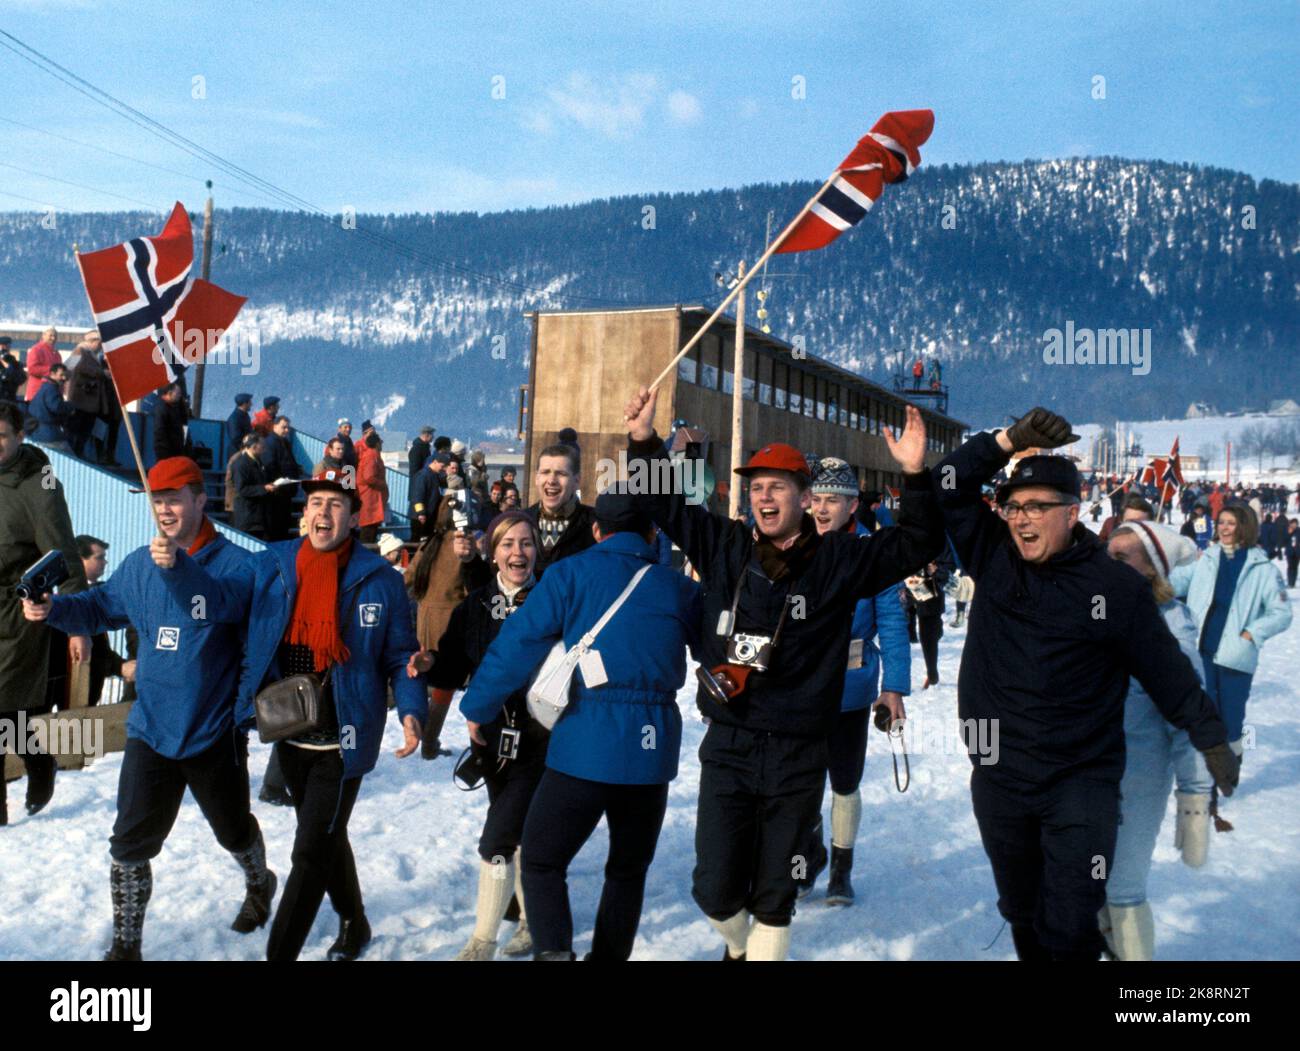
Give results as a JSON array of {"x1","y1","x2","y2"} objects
[{"x1": 105, "y1": 860, "x2": 152, "y2": 961}]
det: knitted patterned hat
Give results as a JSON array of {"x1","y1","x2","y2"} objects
[{"x1": 811, "y1": 456, "x2": 858, "y2": 497}]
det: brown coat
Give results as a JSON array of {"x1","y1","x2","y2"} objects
[
  {"x1": 0, "y1": 443, "x2": 88, "y2": 712},
  {"x1": 404, "y1": 495, "x2": 488, "y2": 650}
]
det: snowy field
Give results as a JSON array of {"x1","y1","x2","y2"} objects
[
  {"x1": 1068, "y1": 412, "x2": 1300, "y2": 490},
  {"x1": 3, "y1": 521, "x2": 1298, "y2": 962}
]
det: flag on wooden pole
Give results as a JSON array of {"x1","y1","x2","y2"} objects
[
  {"x1": 75, "y1": 202, "x2": 246, "y2": 405},
  {"x1": 775, "y1": 109, "x2": 934, "y2": 254}
]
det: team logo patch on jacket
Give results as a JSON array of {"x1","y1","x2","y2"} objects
[
  {"x1": 359, "y1": 603, "x2": 383, "y2": 627},
  {"x1": 156, "y1": 626, "x2": 180, "y2": 651}
]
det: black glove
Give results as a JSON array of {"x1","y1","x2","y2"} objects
[
  {"x1": 1200, "y1": 742, "x2": 1240, "y2": 797},
  {"x1": 1004, "y1": 407, "x2": 1080, "y2": 452}
]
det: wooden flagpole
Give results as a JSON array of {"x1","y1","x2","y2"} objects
[
  {"x1": 647, "y1": 170, "x2": 840, "y2": 393},
  {"x1": 72, "y1": 245, "x2": 164, "y2": 534}
]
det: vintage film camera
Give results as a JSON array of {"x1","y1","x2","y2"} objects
[
  {"x1": 695, "y1": 577, "x2": 795, "y2": 704},
  {"x1": 15, "y1": 550, "x2": 70, "y2": 601}
]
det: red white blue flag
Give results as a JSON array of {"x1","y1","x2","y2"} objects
[
  {"x1": 776, "y1": 109, "x2": 934, "y2": 254},
  {"x1": 75, "y1": 202, "x2": 246, "y2": 405}
]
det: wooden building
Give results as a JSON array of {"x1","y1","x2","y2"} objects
[{"x1": 522, "y1": 305, "x2": 967, "y2": 508}]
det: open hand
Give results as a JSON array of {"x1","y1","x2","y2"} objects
[
  {"x1": 882, "y1": 404, "x2": 927, "y2": 474},
  {"x1": 394, "y1": 714, "x2": 423, "y2": 758}
]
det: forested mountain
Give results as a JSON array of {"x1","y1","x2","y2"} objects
[{"x1": 2, "y1": 156, "x2": 1295, "y2": 441}]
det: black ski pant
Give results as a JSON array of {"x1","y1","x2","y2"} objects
[
  {"x1": 0, "y1": 708, "x2": 56, "y2": 814},
  {"x1": 1287, "y1": 554, "x2": 1298, "y2": 588},
  {"x1": 918, "y1": 614, "x2": 942, "y2": 682},
  {"x1": 799, "y1": 706, "x2": 870, "y2": 861},
  {"x1": 520, "y1": 768, "x2": 668, "y2": 961},
  {"x1": 110, "y1": 732, "x2": 255, "y2": 863},
  {"x1": 970, "y1": 766, "x2": 1119, "y2": 961},
  {"x1": 480, "y1": 747, "x2": 547, "y2": 863},
  {"x1": 693, "y1": 723, "x2": 828, "y2": 927},
  {"x1": 266, "y1": 743, "x2": 363, "y2": 962}
]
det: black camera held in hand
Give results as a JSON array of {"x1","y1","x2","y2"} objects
[{"x1": 15, "y1": 550, "x2": 70, "y2": 601}]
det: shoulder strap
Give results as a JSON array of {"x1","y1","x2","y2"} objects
[{"x1": 579, "y1": 563, "x2": 652, "y2": 649}]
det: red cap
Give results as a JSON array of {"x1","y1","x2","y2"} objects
[
  {"x1": 131, "y1": 456, "x2": 204, "y2": 493},
  {"x1": 734, "y1": 443, "x2": 811, "y2": 478}
]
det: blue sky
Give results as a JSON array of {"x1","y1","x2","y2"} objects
[{"x1": 0, "y1": 0, "x2": 1296, "y2": 215}]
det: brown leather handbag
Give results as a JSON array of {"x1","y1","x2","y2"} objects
[{"x1": 254, "y1": 672, "x2": 326, "y2": 744}]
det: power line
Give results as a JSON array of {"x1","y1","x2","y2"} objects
[
  {"x1": 0, "y1": 160, "x2": 162, "y2": 210},
  {"x1": 0, "y1": 30, "x2": 729, "y2": 311}
]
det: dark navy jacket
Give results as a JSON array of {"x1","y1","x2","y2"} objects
[
  {"x1": 29, "y1": 379, "x2": 74, "y2": 444},
  {"x1": 460, "y1": 533, "x2": 701, "y2": 785},
  {"x1": 934, "y1": 430, "x2": 1227, "y2": 787},
  {"x1": 235, "y1": 538, "x2": 427, "y2": 781},
  {"x1": 47, "y1": 531, "x2": 253, "y2": 759}
]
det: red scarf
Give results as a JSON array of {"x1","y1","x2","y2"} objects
[
  {"x1": 285, "y1": 536, "x2": 353, "y2": 672},
  {"x1": 187, "y1": 516, "x2": 218, "y2": 556}
]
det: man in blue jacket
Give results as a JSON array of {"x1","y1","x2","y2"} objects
[
  {"x1": 28, "y1": 361, "x2": 75, "y2": 451},
  {"x1": 233, "y1": 467, "x2": 427, "y2": 961},
  {"x1": 933, "y1": 408, "x2": 1239, "y2": 962},
  {"x1": 460, "y1": 486, "x2": 702, "y2": 961},
  {"x1": 23, "y1": 456, "x2": 273, "y2": 961},
  {"x1": 797, "y1": 457, "x2": 912, "y2": 906}
]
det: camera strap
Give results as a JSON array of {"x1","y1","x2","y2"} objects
[
  {"x1": 721, "y1": 572, "x2": 797, "y2": 646},
  {"x1": 886, "y1": 722, "x2": 910, "y2": 793}
]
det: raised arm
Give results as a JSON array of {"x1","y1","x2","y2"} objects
[{"x1": 623, "y1": 385, "x2": 745, "y2": 573}]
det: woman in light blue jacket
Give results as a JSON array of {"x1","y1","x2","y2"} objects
[
  {"x1": 1171, "y1": 505, "x2": 1292, "y2": 751},
  {"x1": 1102, "y1": 521, "x2": 1214, "y2": 961}
]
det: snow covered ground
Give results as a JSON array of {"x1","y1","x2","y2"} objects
[{"x1": 3, "y1": 529, "x2": 1298, "y2": 962}]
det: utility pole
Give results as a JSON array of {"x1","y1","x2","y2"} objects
[
  {"x1": 728, "y1": 260, "x2": 747, "y2": 519},
  {"x1": 191, "y1": 181, "x2": 214, "y2": 418}
]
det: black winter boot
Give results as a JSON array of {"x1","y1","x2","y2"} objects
[
  {"x1": 230, "y1": 820, "x2": 278, "y2": 933},
  {"x1": 534, "y1": 950, "x2": 576, "y2": 961},
  {"x1": 327, "y1": 913, "x2": 372, "y2": 961},
  {"x1": 825, "y1": 846, "x2": 855, "y2": 906},
  {"x1": 1011, "y1": 923, "x2": 1050, "y2": 962},
  {"x1": 105, "y1": 860, "x2": 152, "y2": 961},
  {"x1": 25, "y1": 753, "x2": 56, "y2": 815}
]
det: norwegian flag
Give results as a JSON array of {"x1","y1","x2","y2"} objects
[
  {"x1": 1162, "y1": 437, "x2": 1184, "y2": 491},
  {"x1": 75, "y1": 202, "x2": 246, "y2": 405},
  {"x1": 776, "y1": 109, "x2": 934, "y2": 254}
]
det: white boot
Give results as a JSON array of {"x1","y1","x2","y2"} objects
[
  {"x1": 501, "y1": 854, "x2": 532, "y2": 957},
  {"x1": 746, "y1": 921, "x2": 792, "y2": 961},
  {"x1": 709, "y1": 910, "x2": 752, "y2": 960},
  {"x1": 1105, "y1": 902, "x2": 1155, "y2": 961},
  {"x1": 1174, "y1": 791, "x2": 1212, "y2": 868},
  {"x1": 454, "y1": 857, "x2": 515, "y2": 961}
]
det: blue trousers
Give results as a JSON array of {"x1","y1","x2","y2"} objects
[
  {"x1": 1199, "y1": 654, "x2": 1253, "y2": 742},
  {"x1": 1107, "y1": 691, "x2": 1213, "y2": 906}
]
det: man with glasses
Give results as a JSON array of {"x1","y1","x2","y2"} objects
[{"x1": 933, "y1": 408, "x2": 1240, "y2": 961}]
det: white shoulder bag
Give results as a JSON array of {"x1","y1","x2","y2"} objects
[{"x1": 526, "y1": 564, "x2": 652, "y2": 731}]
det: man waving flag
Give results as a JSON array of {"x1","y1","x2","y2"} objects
[{"x1": 75, "y1": 202, "x2": 246, "y2": 405}]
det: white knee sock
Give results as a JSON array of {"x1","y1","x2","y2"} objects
[
  {"x1": 830, "y1": 790, "x2": 862, "y2": 849},
  {"x1": 746, "y1": 921, "x2": 792, "y2": 961},
  {"x1": 472, "y1": 858, "x2": 516, "y2": 943},
  {"x1": 709, "y1": 910, "x2": 752, "y2": 958}
]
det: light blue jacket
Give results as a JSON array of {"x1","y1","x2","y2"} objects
[
  {"x1": 460, "y1": 532, "x2": 702, "y2": 785},
  {"x1": 1171, "y1": 545, "x2": 1292, "y2": 674},
  {"x1": 842, "y1": 523, "x2": 911, "y2": 711}
]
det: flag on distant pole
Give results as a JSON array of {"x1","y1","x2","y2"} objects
[
  {"x1": 75, "y1": 202, "x2": 246, "y2": 405},
  {"x1": 775, "y1": 109, "x2": 934, "y2": 254}
]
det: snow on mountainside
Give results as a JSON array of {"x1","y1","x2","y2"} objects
[{"x1": 1, "y1": 157, "x2": 1296, "y2": 443}]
